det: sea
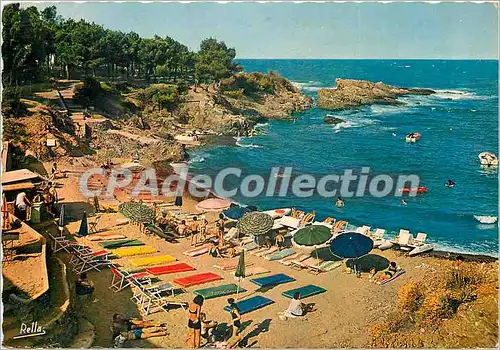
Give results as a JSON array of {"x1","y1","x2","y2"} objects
[{"x1": 189, "y1": 59, "x2": 499, "y2": 257}]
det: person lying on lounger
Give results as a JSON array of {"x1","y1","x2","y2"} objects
[
  {"x1": 221, "y1": 246, "x2": 236, "y2": 259},
  {"x1": 376, "y1": 261, "x2": 399, "y2": 283},
  {"x1": 112, "y1": 314, "x2": 166, "y2": 332}
]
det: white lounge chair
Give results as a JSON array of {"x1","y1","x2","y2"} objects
[{"x1": 413, "y1": 232, "x2": 427, "y2": 246}]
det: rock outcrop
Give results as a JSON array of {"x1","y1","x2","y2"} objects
[
  {"x1": 317, "y1": 79, "x2": 435, "y2": 110},
  {"x1": 324, "y1": 115, "x2": 345, "y2": 125}
]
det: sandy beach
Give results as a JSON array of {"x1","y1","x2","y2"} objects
[{"x1": 47, "y1": 171, "x2": 498, "y2": 349}]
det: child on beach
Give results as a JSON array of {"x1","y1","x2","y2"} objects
[
  {"x1": 200, "y1": 312, "x2": 218, "y2": 344},
  {"x1": 227, "y1": 298, "x2": 242, "y2": 339},
  {"x1": 209, "y1": 242, "x2": 221, "y2": 258}
]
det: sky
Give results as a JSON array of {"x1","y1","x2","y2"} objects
[{"x1": 16, "y1": 1, "x2": 500, "y2": 59}]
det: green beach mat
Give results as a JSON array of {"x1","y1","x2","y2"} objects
[
  {"x1": 193, "y1": 283, "x2": 247, "y2": 300},
  {"x1": 99, "y1": 239, "x2": 145, "y2": 249},
  {"x1": 282, "y1": 284, "x2": 326, "y2": 299}
]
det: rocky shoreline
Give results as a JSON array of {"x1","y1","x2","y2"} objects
[{"x1": 317, "y1": 78, "x2": 435, "y2": 110}]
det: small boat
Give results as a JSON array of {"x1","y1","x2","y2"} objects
[
  {"x1": 400, "y1": 186, "x2": 427, "y2": 194},
  {"x1": 409, "y1": 243, "x2": 435, "y2": 256},
  {"x1": 378, "y1": 240, "x2": 393, "y2": 250},
  {"x1": 405, "y1": 132, "x2": 421, "y2": 143},
  {"x1": 474, "y1": 215, "x2": 498, "y2": 224},
  {"x1": 478, "y1": 152, "x2": 498, "y2": 166}
]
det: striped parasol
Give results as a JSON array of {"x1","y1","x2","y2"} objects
[
  {"x1": 237, "y1": 212, "x2": 274, "y2": 236},
  {"x1": 119, "y1": 202, "x2": 155, "y2": 223}
]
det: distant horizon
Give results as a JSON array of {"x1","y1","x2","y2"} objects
[{"x1": 236, "y1": 58, "x2": 499, "y2": 60}]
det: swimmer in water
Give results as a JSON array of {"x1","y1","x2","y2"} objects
[
  {"x1": 446, "y1": 179, "x2": 455, "y2": 187},
  {"x1": 401, "y1": 199, "x2": 407, "y2": 205},
  {"x1": 335, "y1": 197, "x2": 345, "y2": 207},
  {"x1": 392, "y1": 132, "x2": 397, "y2": 137}
]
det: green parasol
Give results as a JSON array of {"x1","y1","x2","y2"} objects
[
  {"x1": 292, "y1": 224, "x2": 333, "y2": 258},
  {"x1": 119, "y1": 202, "x2": 155, "y2": 224},
  {"x1": 237, "y1": 212, "x2": 274, "y2": 236}
]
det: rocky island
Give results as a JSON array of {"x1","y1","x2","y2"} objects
[{"x1": 317, "y1": 78, "x2": 435, "y2": 110}]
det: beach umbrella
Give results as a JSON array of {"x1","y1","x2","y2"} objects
[
  {"x1": 78, "y1": 211, "x2": 89, "y2": 236},
  {"x1": 119, "y1": 202, "x2": 155, "y2": 224},
  {"x1": 2, "y1": 194, "x2": 12, "y2": 231},
  {"x1": 330, "y1": 231, "x2": 373, "y2": 259},
  {"x1": 237, "y1": 212, "x2": 274, "y2": 236},
  {"x1": 223, "y1": 206, "x2": 252, "y2": 220},
  {"x1": 292, "y1": 224, "x2": 333, "y2": 253},
  {"x1": 234, "y1": 251, "x2": 246, "y2": 299},
  {"x1": 195, "y1": 198, "x2": 231, "y2": 212},
  {"x1": 58, "y1": 204, "x2": 65, "y2": 234}
]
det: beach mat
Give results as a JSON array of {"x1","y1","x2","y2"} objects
[
  {"x1": 129, "y1": 255, "x2": 177, "y2": 267},
  {"x1": 282, "y1": 284, "x2": 326, "y2": 299},
  {"x1": 214, "y1": 259, "x2": 254, "y2": 271},
  {"x1": 236, "y1": 266, "x2": 269, "y2": 277},
  {"x1": 380, "y1": 269, "x2": 406, "y2": 285},
  {"x1": 145, "y1": 263, "x2": 195, "y2": 276},
  {"x1": 87, "y1": 234, "x2": 126, "y2": 241},
  {"x1": 193, "y1": 283, "x2": 247, "y2": 299},
  {"x1": 266, "y1": 248, "x2": 295, "y2": 261},
  {"x1": 250, "y1": 273, "x2": 295, "y2": 288},
  {"x1": 112, "y1": 246, "x2": 157, "y2": 258},
  {"x1": 173, "y1": 272, "x2": 222, "y2": 287},
  {"x1": 99, "y1": 239, "x2": 144, "y2": 249},
  {"x1": 223, "y1": 295, "x2": 274, "y2": 315},
  {"x1": 183, "y1": 245, "x2": 209, "y2": 257},
  {"x1": 242, "y1": 242, "x2": 259, "y2": 251}
]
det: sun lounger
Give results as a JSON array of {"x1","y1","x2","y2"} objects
[
  {"x1": 99, "y1": 239, "x2": 144, "y2": 249},
  {"x1": 414, "y1": 232, "x2": 427, "y2": 245},
  {"x1": 262, "y1": 208, "x2": 291, "y2": 219},
  {"x1": 214, "y1": 259, "x2": 254, "y2": 271},
  {"x1": 300, "y1": 211, "x2": 315, "y2": 226},
  {"x1": 86, "y1": 234, "x2": 126, "y2": 241},
  {"x1": 250, "y1": 273, "x2": 295, "y2": 288},
  {"x1": 109, "y1": 266, "x2": 152, "y2": 292},
  {"x1": 193, "y1": 283, "x2": 247, "y2": 300},
  {"x1": 265, "y1": 248, "x2": 295, "y2": 261},
  {"x1": 145, "y1": 263, "x2": 195, "y2": 276},
  {"x1": 183, "y1": 245, "x2": 210, "y2": 257},
  {"x1": 68, "y1": 245, "x2": 112, "y2": 273},
  {"x1": 290, "y1": 257, "x2": 322, "y2": 270},
  {"x1": 283, "y1": 253, "x2": 310, "y2": 266},
  {"x1": 173, "y1": 272, "x2": 222, "y2": 287},
  {"x1": 308, "y1": 260, "x2": 342, "y2": 274},
  {"x1": 256, "y1": 246, "x2": 278, "y2": 257},
  {"x1": 282, "y1": 284, "x2": 327, "y2": 299},
  {"x1": 129, "y1": 255, "x2": 177, "y2": 267},
  {"x1": 242, "y1": 241, "x2": 259, "y2": 251},
  {"x1": 223, "y1": 295, "x2": 274, "y2": 315},
  {"x1": 279, "y1": 252, "x2": 301, "y2": 264},
  {"x1": 380, "y1": 269, "x2": 406, "y2": 285},
  {"x1": 279, "y1": 216, "x2": 300, "y2": 229},
  {"x1": 239, "y1": 237, "x2": 254, "y2": 245},
  {"x1": 224, "y1": 227, "x2": 238, "y2": 241},
  {"x1": 112, "y1": 246, "x2": 157, "y2": 258},
  {"x1": 239, "y1": 266, "x2": 270, "y2": 277},
  {"x1": 250, "y1": 247, "x2": 269, "y2": 256}
]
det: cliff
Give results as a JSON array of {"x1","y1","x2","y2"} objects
[{"x1": 317, "y1": 78, "x2": 435, "y2": 110}]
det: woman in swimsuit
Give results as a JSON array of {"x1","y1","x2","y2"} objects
[
  {"x1": 188, "y1": 295, "x2": 204, "y2": 348},
  {"x1": 216, "y1": 214, "x2": 226, "y2": 248},
  {"x1": 377, "y1": 261, "x2": 398, "y2": 282},
  {"x1": 227, "y1": 298, "x2": 241, "y2": 339}
]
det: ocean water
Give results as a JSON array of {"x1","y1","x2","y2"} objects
[{"x1": 189, "y1": 59, "x2": 499, "y2": 256}]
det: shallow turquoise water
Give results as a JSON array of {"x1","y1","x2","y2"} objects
[{"x1": 189, "y1": 59, "x2": 498, "y2": 256}]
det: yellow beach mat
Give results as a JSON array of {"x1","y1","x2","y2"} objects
[
  {"x1": 129, "y1": 255, "x2": 177, "y2": 267},
  {"x1": 112, "y1": 246, "x2": 157, "y2": 258}
]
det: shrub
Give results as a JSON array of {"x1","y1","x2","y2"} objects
[
  {"x1": 397, "y1": 281, "x2": 422, "y2": 312},
  {"x1": 73, "y1": 77, "x2": 103, "y2": 107},
  {"x1": 2, "y1": 86, "x2": 22, "y2": 116}
]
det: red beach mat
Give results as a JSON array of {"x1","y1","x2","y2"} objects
[
  {"x1": 173, "y1": 272, "x2": 222, "y2": 287},
  {"x1": 145, "y1": 263, "x2": 196, "y2": 276}
]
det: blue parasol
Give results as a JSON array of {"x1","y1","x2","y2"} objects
[
  {"x1": 329, "y1": 231, "x2": 373, "y2": 259},
  {"x1": 223, "y1": 206, "x2": 252, "y2": 220},
  {"x1": 78, "y1": 211, "x2": 89, "y2": 236}
]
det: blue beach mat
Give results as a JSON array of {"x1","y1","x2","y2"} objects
[
  {"x1": 223, "y1": 295, "x2": 274, "y2": 315},
  {"x1": 250, "y1": 273, "x2": 295, "y2": 287},
  {"x1": 282, "y1": 284, "x2": 326, "y2": 299},
  {"x1": 265, "y1": 248, "x2": 295, "y2": 261}
]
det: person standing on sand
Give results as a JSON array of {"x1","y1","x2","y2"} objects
[
  {"x1": 187, "y1": 295, "x2": 204, "y2": 348},
  {"x1": 190, "y1": 216, "x2": 200, "y2": 246},
  {"x1": 199, "y1": 217, "x2": 208, "y2": 243},
  {"x1": 177, "y1": 220, "x2": 187, "y2": 237},
  {"x1": 216, "y1": 214, "x2": 226, "y2": 248},
  {"x1": 227, "y1": 298, "x2": 242, "y2": 339},
  {"x1": 15, "y1": 191, "x2": 32, "y2": 221}
]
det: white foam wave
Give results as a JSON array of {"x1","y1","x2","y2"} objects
[
  {"x1": 235, "y1": 139, "x2": 263, "y2": 148},
  {"x1": 291, "y1": 80, "x2": 324, "y2": 92},
  {"x1": 369, "y1": 104, "x2": 407, "y2": 115},
  {"x1": 432, "y1": 89, "x2": 492, "y2": 101},
  {"x1": 188, "y1": 154, "x2": 208, "y2": 164},
  {"x1": 254, "y1": 122, "x2": 269, "y2": 128}
]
